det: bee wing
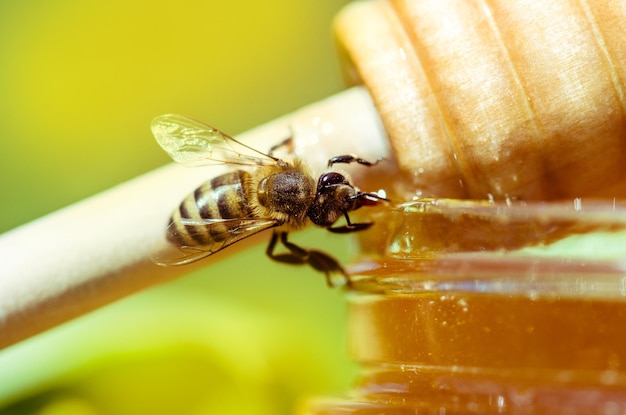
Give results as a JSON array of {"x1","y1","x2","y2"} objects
[
  {"x1": 151, "y1": 114, "x2": 279, "y2": 167},
  {"x1": 151, "y1": 217, "x2": 277, "y2": 266}
]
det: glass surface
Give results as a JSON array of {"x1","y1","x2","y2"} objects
[{"x1": 304, "y1": 199, "x2": 626, "y2": 414}]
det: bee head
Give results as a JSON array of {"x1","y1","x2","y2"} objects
[{"x1": 307, "y1": 172, "x2": 360, "y2": 227}]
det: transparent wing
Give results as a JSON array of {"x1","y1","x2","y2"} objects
[
  {"x1": 151, "y1": 114, "x2": 280, "y2": 167},
  {"x1": 151, "y1": 217, "x2": 277, "y2": 266}
]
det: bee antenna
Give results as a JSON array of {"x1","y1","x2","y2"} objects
[
  {"x1": 358, "y1": 192, "x2": 389, "y2": 201},
  {"x1": 351, "y1": 192, "x2": 390, "y2": 209}
]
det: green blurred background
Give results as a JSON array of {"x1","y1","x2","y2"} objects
[{"x1": 0, "y1": 1, "x2": 358, "y2": 414}]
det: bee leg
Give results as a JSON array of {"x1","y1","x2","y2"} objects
[
  {"x1": 266, "y1": 231, "x2": 350, "y2": 287},
  {"x1": 266, "y1": 231, "x2": 306, "y2": 265},
  {"x1": 268, "y1": 131, "x2": 294, "y2": 156},
  {"x1": 327, "y1": 154, "x2": 383, "y2": 168},
  {"x1": 307, "y1": 252, "x2": 351, "y2": 288},
  {"x1": 327, "y1": 212, "x2": 373, "y2": 234}
]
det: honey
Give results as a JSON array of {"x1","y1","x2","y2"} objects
[{"x1": 303, "y1": 200, "x2": 626, "y2": 414}]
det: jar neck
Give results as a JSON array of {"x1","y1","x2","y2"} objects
[{"x1": 338, "y1": 257, "x2": 626, "y2": 413}]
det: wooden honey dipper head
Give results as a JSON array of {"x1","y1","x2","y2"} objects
[{"x1": 335, "y1": 0, "x2": 626, "y2": 201}]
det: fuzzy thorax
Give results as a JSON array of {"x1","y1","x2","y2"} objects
[{"x1": 247, "y1": 159, "x2": 316, "y2": 230}]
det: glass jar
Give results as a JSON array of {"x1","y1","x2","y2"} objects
[{"x1": 304, "y1": 199, "x2": 626, "y2": 414}]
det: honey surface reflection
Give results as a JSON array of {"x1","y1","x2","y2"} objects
[{"x1": 303, "y1": 200, "x2": 626, "y2": 414}]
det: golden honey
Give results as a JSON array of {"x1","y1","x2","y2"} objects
[{"x1": 304, "y1": 200, "x2": 626, "y2": 414}]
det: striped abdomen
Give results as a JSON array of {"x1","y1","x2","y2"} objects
[{"x1": 167, "y1": 170, "x2": 253, "y2": 246}]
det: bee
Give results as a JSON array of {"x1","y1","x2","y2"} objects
[{"x1": 150, "y1": 114, "x2": 386, "y2": 286}]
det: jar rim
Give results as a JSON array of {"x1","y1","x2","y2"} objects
[{"x1": 348, "y1": 199, "x2": 626, "y2": 299}]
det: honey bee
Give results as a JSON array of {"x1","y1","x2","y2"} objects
[{"x1": 150, "y1": 114, "x2": 386, "y2": 286}]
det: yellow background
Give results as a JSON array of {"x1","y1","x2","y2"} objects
[{"x1": 0, "y1": 1, "x2": 356, "y2": 414}]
